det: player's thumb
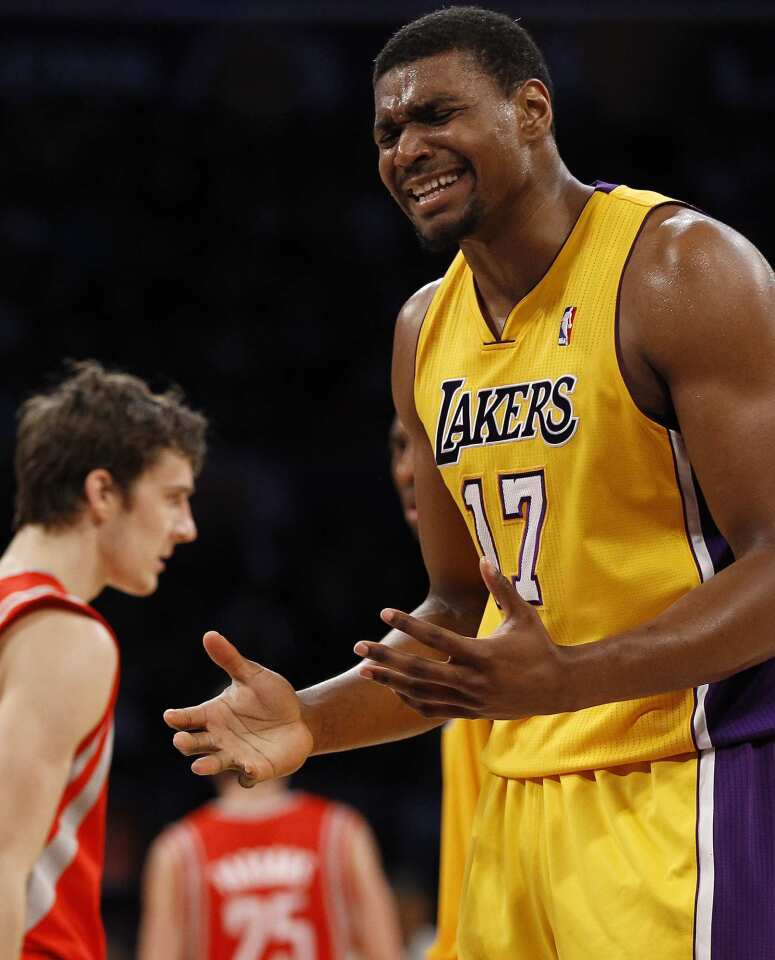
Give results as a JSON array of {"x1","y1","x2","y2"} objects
[
  {"x1": 479, "y1": 556, "x2": 528, "y2": 619},
  {"x1": 202, "y1": 630, "x2": 255, "y2": 682}
]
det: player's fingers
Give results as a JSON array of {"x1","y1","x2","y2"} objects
[
  {"x1": 171, "y1": 730, "x2": 217, "y2": 756},
  {"x1": 361, "y1": 665, "x2": 479, "y2": 707},
  {"x1": 202, "y1": 631, "x2": 265, "y2": 685},
  {"x1": 355, "y1": 641, "x2": 456, "y2": 680},
  {"x1": 190, "y1": 751, "x2": 263, "y2": 785},
  {"x1": 189, "y1": 751, "x2": 231, "y2": 776},
  {"x1": 379, "y1": 609, "x2": 474, "y2": 660},
  {"x1": 163, "y1": 703, "x2": 207, "y2": 730},
  {"x1": 479, "y1": 556, "x2": 531, "y2": 618}
]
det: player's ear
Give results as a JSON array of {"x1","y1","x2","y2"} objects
[
  {"x1": 516, "y1": 79, "x2": 553, "y2": 141},
  {"x1": 83, "y1": 468, "x2": 120, "y2": 521}
]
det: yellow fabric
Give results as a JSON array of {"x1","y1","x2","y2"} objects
[
  {"x1": 426, "y1": 719, "x2": 492, "y2": 960},
  {"x1": 414, "y1": 186, "x2": 699, "y2": 778},
  {"x1": 458, "y1": 757, "x2": 699, "y2": 959}
]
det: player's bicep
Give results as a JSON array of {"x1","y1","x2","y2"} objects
[
  {"x1": 644, "y1": 216, "x2": 775, "y2": 553},
  {"x1": 413, "y1": 427, "x2": 485, "y2": 601},
  {"x1": 0, "y1": 696, "x2": 74, "y2": 872},
  {"x1": 391, "y1": 282, "x2": 486, "y2": 614}
]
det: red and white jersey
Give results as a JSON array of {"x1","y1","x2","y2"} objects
[
  {"x1": 165, "y1": 792, "x2": 366, "y2": 960},
  {"x1": 0, "y1": 572, "x2": 119, "y2": 960}
]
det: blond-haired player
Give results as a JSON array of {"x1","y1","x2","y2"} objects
[{"x1": 0, "y1": 361, "x2": 205, "y2": 960}]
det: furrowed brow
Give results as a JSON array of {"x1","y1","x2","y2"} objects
[{"x1": 375, "y1": 95, "x2": 462, "y2": 135}]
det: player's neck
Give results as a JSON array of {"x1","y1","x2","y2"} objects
[
  {"x1": 215, "y1": 776, "x2": 291, "y2": 815},
  {"x1": 460, "y1": 157, "x2": 593, "y2": 337},
  {"x1": 0, "y1": 523, "x2": 104, "y2": 602}
]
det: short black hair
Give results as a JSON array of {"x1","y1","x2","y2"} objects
[{"x1": 373, "y1": 6, "x2": 553, "y2": 103}]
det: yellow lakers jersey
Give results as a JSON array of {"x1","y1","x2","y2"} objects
[{"x1": 414, "y1": 185, "x2": 706, "y2": 778}]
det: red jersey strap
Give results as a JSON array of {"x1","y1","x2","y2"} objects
[
  {"x1": 0, "y1": 571, "x2": 113, "y2": 634},
  {"x1": 0, "y1": 572, "x2": 120, "y2": 756}
]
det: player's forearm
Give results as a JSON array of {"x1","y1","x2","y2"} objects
[
  {"x1": 299, "y1": 658, "x2": 438, "y2": 755},
  {"x1": 300, "y1": 593, "x2": 483, "y2": 755},
  {"x1": 566, "y1": 543, "x2": 775, "y2": 710}
]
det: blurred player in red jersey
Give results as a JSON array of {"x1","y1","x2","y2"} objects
[
  {"x1": 138, "y1": 423, "x2": 411, "y2": 960},
  {"x1": 137, "y1": 771, "x2": 403, "y2": 960},
  {"x1": 0, "y1": 361, "x2": 206, "y2": 960}
]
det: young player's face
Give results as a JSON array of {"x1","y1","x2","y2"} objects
[
  {"x1": 99, "y1": 449, "x2": 197, "y2": 596},
  {"x1": 374, "y1": 50, "x2": 525, "y2": 252},
  {"x1": 389, "y1": 416, "x2": 417, "y2": 535}
]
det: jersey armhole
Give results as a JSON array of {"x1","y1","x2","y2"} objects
[{"x1": 614, "y1": 200, "x2": 695, "y2": 432}]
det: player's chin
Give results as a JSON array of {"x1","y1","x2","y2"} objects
[
  {"x1": 414, "y1": 211, "x2": 471, "y2": 254},
  {"x1": 113, "y1": 571, "x2": 159, "y2": 597}
]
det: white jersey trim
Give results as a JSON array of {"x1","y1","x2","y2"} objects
[
  {"x1": 24, "y1": 723, "x2": 114, "y2": 932},
  {"x1": 668, "y1": 430, "x2": 716, "y2": 959}
]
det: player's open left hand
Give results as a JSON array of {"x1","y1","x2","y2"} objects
[
  {"x1": 163, "y1": 632, "x2": 313, "y2": 788},
  {"x1": 354, "y1": 557, "x2": 574, "y2": 720}
]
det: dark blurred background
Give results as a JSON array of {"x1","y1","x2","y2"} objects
[{"x1": 0, "y1": 1, "x2": 772, "y2": 955}]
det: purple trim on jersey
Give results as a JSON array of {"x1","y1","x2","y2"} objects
[
  {"x1": 692, "y1": 465, "x2": 734, "y2": 575},
  {"x1": 704, "y1": 661, "x2": 775, "y2": 747},
  {"x1": 688, "y1": 467, "x2": 775, "y2": 746},
  {"x1": 707, "y1": 739, "x2": 775, "y2": 958},
  {"x1": 667, "y1": 435, "x2": 775, "y2": 747},
  {"x1": 592, "y1": 180, "x2": 619, "y2": 194}
]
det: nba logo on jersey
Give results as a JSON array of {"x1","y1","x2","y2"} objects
[{"x1": 558, "y1": 306, "x2": 577, "y2": 346}]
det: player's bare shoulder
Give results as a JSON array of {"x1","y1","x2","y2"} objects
[
  {"x1": 394, "y1": 277, "x2": 444, "y2": 344},
  {"x1": 623, "y1": 205, "x2": 774, "y2": 378},
  {"x1": 0, "y1": 608, "x2": 117, "y2": 746},
  {"x1": 392, "y1": 278, "x2": 444, "y2": 420},
  {"x1": 637, "y1": 206, "x2": 770, "y2": 286}
]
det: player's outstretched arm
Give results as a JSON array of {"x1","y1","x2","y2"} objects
[
  {"x1": 0, "y1": 610, "x2": 116, "y2": 959},
  {"x1": 166, "y1": 284, "x2": 489, "y2": 782}
]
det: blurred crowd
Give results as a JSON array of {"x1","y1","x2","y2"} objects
[{"x1": 0, "y1": 8, "x2": 772, "y2": 955}]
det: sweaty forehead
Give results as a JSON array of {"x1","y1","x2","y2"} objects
[{"x1": 374, "y1": 51, "x2": 481, "y2": 120}]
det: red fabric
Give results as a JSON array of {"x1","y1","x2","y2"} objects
[
  {"x1": 0, "y1": 573, "x2": 119, "y2": 960},
  {"x1": 177, "y1": 793, "x2": 354, "y2": 960}
]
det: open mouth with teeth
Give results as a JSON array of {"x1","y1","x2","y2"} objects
[{"x1": 408, "y1": 170, "x2": 466, "y2": 207}]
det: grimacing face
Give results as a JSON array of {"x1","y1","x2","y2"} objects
[
  {"x1": 374, "y1": 50, "x2": 525, "y2": 253},
  {"x1": 97, "y1": 449, "x2": 197, "y2": 596}
]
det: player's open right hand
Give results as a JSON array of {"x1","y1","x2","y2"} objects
[{"x1": 163, "y1": 631, "x2": 313, "y2": 788}]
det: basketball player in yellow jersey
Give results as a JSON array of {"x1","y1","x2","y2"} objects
[
  {"x1": 165, "y1": 8, "x2": 775, "y2": 958},
  {"x1": 391, "y1": 414, "x2": 490, "y2": 960}
]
